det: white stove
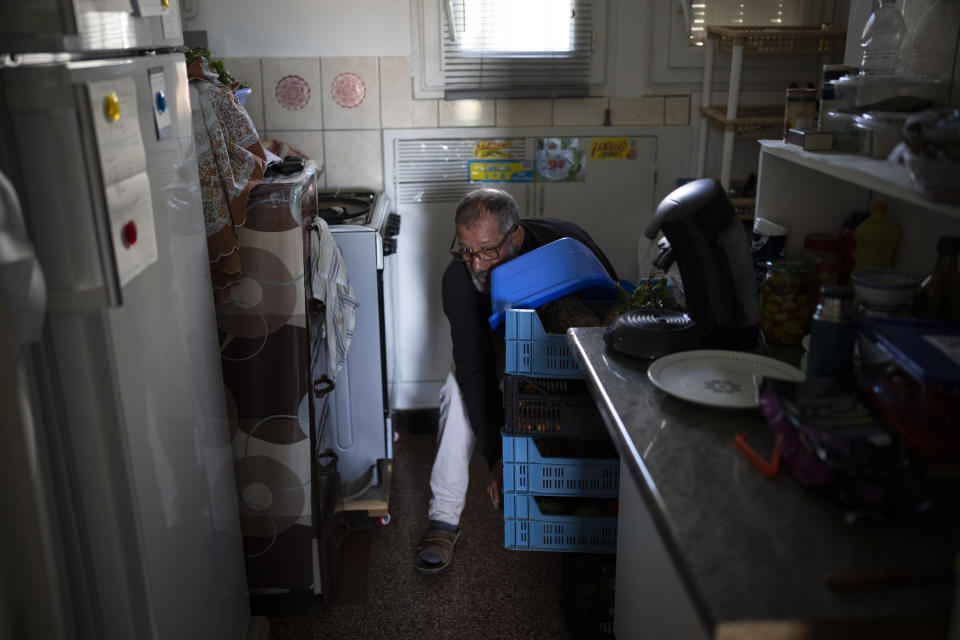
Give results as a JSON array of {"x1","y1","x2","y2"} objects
[{"x1": 313, "y1": 188, "x2": 400, "y2": 499}]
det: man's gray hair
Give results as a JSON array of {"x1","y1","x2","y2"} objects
[{"x1": 454, "y1": 188, "x2": 519, "y2": 233}]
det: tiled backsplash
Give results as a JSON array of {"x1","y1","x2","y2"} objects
[{"x1": 224, "y1": 55, "x2": 691, "y2": 191}]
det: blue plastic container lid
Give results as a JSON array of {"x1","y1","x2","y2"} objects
[
  {"x1": 236, "y1": 87, "x2": 252, "y2": 107},
  {"x1": 858, "y1": 317, "x2": 960, "y2": 386},
  {"x1": 488, "y1": 237, "x2": 619, "y2": 332}
]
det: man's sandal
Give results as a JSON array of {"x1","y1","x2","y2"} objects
[{"x1": 413, "y1": 527, "x2": 460, "y2": 574}]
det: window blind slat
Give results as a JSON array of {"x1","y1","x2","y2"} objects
[{"x1": 442, "y1": 0, "x2": 593, "y2": 99}]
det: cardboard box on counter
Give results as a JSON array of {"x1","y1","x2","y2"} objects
[{"x1": 785, "y1": 128, "x2": 834, "y2": 151}]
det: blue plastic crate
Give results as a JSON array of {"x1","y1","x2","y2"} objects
[
  {"x1": 504, "y1": 374, "x2": 608, "y2": 439},
  {"x1": 503, "y1": 495, "x2": 618, "y2": 554},
  {"x1": 488, "y1": 238, "x2": 619, "y2": 332},
  {"x1": 505, "y1": 309, "x2": 583, "y2": 378},
  {"x1": 502, "y1": 433, "x2": 619, "y2": 497}
]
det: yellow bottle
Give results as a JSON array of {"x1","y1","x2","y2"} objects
[{"x1": 853, "y1": 201, "x2": 900, "y2": 271}]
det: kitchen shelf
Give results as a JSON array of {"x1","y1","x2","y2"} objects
[
  {"x1": 696, "y1": 25, "x2": 846, "y2": 191},
  {"x1": 758, "y1": 139, "x2": 960, "y2": 220},
  {"x1": 708, "y1": 25, "x2": 846, "y2": 56},
  {"x1": 699, "y1": 105, "x2": 782, "y2": 140}
]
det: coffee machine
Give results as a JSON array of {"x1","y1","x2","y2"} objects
[{"x1": 644, "y1": 179, "x2": 760, "y2": 349}]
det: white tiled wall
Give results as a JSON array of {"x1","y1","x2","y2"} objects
[
  {"x1": 262, "y1": 57, "x2": 323, "y2": 131},
  {"x1": 222, "y1": 56, "x2": 691, "y2": 189},
  {"x1": 323, "y1": 130, "x2": 383, "y2": 191},
  {"x1": 438, "y1": 99, "x2": 495, "y2": 127},
  {"x1": 665, "y1": 96, "x2": 691, "y2": 126},
  {"x1": 320, "y1": 56, "x2": 381, "y2": 130},
  {"x1": 609, "y1": 97, "x2": 664, "y2": 126},
  {"x1": 552, "y1": 97, "x2": 607, "y2": 126},
  {"x1": 496, "y1": 99, "x2": 552, "y2": 127},
  {"x1": 222, "y1": 57, "x2": 264, "y2": 132}
]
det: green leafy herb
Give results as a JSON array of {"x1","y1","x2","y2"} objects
[
  {"x1": 617, "y1": 277, "x2": 680, "y2": 311},
  {"x1": 185, "y1": 47, "x2": 250, "y2": 88}
]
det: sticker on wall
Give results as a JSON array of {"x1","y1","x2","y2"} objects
[
  {"x1": 331, "y1": 72, "x2": 366, "y2": 108},
  {"x1": 590, "y1": 137, "x2": 637, "y2": 160},
  {"x1": 275, "y1": 75, "x2": 311, "y2": 111},
  {"x1": 468, "y1": 160, "x2": 534, "y2": 183},
  {"x1": 473, "y1": 139, "x2": 524, "y2": 159},
  {"x1": 536, "y1": 138, "x2": 586, "y2": 183}
]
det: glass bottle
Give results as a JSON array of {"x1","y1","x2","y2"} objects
[
  {"x1": 760, "y1": 261, "x2": 815, "y2": 347},
  {"x1": 914, "y1": 236, "x2": 960, "y2": 322},
  {"x1": 859, "y1": 0, "x2": 907, "y2": 76}
]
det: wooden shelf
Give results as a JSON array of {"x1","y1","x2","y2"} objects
[
  {"x1": 759, "y1": 140, "x2": 960, "y2": 220},
  {"x1": 706, "y1": 25, "x2": 846, "y2": 56},
  {"x1": 339, "y1": 459, "x2": 392, "y2": 518},
  {"x1": 700, "y1": 105, "x2": 782, "y2": 139},
  {"x1": 697, "y1": 25, "x2": 845, "y2": 190}
]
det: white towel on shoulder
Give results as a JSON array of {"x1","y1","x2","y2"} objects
[{"x1": 309, "y1": 218, "x2": 358, "y2": 378}]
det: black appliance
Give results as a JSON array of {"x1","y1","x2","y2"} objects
[
  {"x1": 644, "y1": 179, "x2": 760, "y2": 349},
  {"x1": 604, "y1": 310, "x2": 699, "y2": 359}
]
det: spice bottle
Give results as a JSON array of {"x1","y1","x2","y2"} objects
[
  {"x1": 914, "y1": 236, "x2": 960, "y2": 322},
  {"x1": 804, "y1": 233, "x2": 840, "y2": 292},
  {"x1": 853, "y1": 201, "x2": 900, "y2": 272},
  {"x1": 806, "y1": 285, "x2": 856, "y2": 379}
]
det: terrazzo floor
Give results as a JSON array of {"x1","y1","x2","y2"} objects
[{"x1": 266, "y1": 427, "x2": 570, "y2": 640}]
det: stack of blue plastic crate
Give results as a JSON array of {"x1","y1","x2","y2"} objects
[{"x1": 501, "y1": 308, "x2": 620, "y2": 555}]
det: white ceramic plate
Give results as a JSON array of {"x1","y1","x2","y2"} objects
[{"x1": 647, "y1": 350, "x2": 804, "y2": 409}]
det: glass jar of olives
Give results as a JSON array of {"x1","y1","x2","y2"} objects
[{"x1": 760, "y1": 261, "x2": 816, "y2": 346}]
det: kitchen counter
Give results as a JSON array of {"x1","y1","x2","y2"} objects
[{"x1": 567, "y1": 327, "x2": 959, "y2": 638}]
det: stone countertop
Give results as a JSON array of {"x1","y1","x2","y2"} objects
[{"x1": 567, "y1": 326, "x2": 959, "y2": 635}]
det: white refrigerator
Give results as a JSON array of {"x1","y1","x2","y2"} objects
[{"x1": 0, "y1": 3, "x2": 251, "y2": 639}]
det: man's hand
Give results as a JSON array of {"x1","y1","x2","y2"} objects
[{"x1": 485, "y1": 460, "x2": 503, "y2": 510}]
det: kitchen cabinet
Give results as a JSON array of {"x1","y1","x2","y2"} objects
[
  {"x1": 754, "y1": 140, "x2": 960, "y2": 273},
  {"x1": 695, "y1": 25, "x2": 847, "y2": 218}
]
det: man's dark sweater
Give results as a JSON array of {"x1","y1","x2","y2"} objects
[{"x1": 441, "y1": 218, "x2": 618, "y2": 470}]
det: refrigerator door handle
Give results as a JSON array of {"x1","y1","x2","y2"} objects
[{"x1": 0, "y1": 169, "x2": 46, "y2": 348}]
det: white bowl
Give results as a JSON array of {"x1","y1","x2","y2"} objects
[{"x1": 851, "y1": 268, "x2": 922, "y2": 309}]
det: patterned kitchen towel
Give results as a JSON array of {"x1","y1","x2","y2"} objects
[
  {"x1": 309, "y1": 218, "x2": 358, "y2": 378},
  {"x1": 188, "y1": 56, "x2": 266, "y2": 302}
]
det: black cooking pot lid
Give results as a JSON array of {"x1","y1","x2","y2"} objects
[
  {"x1": 316, "y1": 197, "x2": 371, "y2": 224},
  {"x1": 604, "y1": 309, "x2": 699, "y2": 359}
]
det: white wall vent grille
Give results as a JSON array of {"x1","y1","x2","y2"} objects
[{"x1": 393, "y1": 137, "x2": 535, "y2": 204}]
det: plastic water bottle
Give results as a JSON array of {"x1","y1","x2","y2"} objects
[
  {"x1": 900, "y1": 0, "x2": 936, "y2": 35},
  {"x1": 853, "y1": 201, "x2": 900, "y2": 271},
  {"x1": 859, "y1": 0, "x2": 907, "y2": 75},
  {"x1": 900, "y1": 0, "x2": 960, "y2": 79}
]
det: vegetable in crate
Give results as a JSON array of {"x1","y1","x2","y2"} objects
[{"x1": 536, "y1": 293, "x2": 607, "y2": 333}]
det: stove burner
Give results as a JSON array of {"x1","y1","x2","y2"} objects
[{"x1": 316, "y1": 196, "x2": 371, "y2": 225}]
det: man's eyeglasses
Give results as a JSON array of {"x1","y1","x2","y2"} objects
[{"x1": 449, "y1": 224, "x2": 518, "y2": 262}]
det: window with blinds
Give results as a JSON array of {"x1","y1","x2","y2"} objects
[{"x1": 441, "y1": 0, "x2": 596, "y2": 100}]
